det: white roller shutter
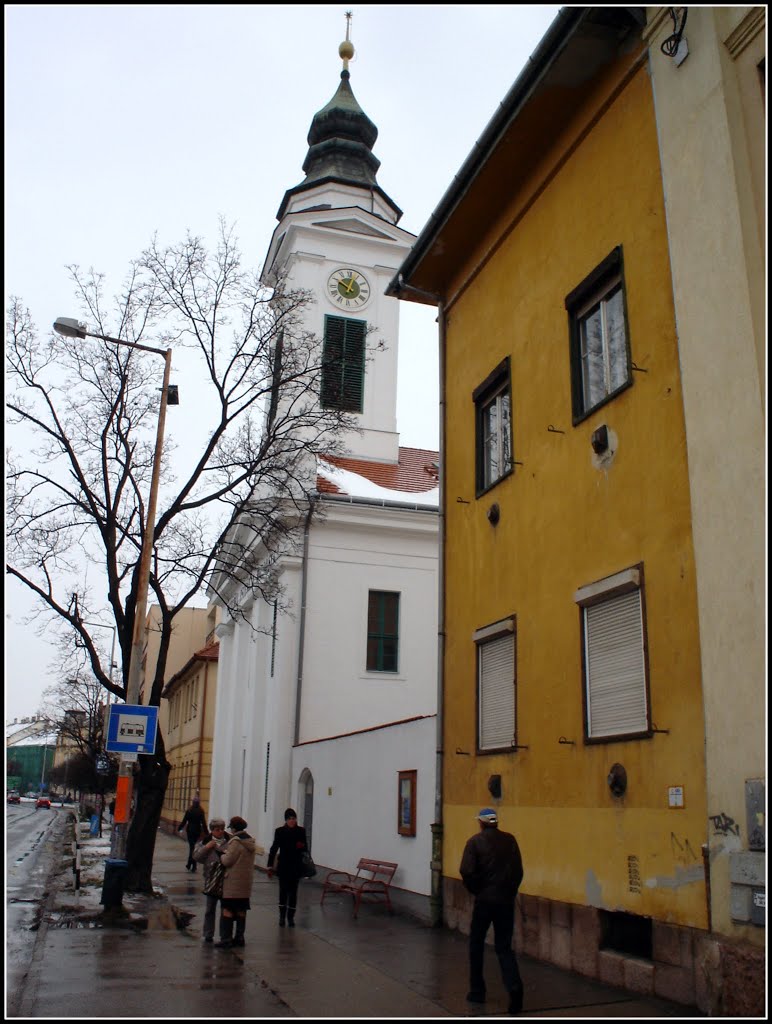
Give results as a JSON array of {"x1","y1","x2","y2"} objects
[
  {"x1": 585, "y1": 589, "x2": 647, "y2": 737},
  {"x1": 479, "y1": 632, "x2": 515, "y2": 750}
]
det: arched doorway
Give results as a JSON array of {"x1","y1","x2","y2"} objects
[{"x1": 298, "y1": 768, "x2": 314, "y2": 852}]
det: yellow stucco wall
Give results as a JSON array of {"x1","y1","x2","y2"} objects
[{"x1": 442, "y1": 62, "x2": 707, "y2": 928}]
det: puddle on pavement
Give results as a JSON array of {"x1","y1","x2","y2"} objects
[{"x1": 47, "y1": 904, "x2": 194, "y2": 932}]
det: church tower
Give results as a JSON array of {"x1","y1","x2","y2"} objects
[{"x1": 261, "y1": 25, "x2": 416, "y2": 463}]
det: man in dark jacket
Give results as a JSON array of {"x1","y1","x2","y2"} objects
[
  {"x1": 177, "y1": 796, "x2": 207, "y2": 871},
  {"x1": 460, "y1": 808, "x2": 524, "y2": 1014}
]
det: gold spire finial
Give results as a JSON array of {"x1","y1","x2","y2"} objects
[{"x1": 339, "y1": 10, "x2": 354, "y2": 70}]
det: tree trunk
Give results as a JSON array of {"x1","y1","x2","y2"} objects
[{"x1": 124, "y1": 734, "x2": 171, "y2": 892}]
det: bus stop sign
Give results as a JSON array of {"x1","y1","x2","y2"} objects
[{"x1": 105, "y1": 704, "x2": 158, "y2": 755}]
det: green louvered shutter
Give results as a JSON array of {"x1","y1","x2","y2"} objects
[{"x1": 321, "y1": 315, "x2": 366, "y2": 412}]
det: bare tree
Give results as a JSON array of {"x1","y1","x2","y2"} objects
[{"x1": 6, "y1": 223, "x2": 352, "y2": 890}]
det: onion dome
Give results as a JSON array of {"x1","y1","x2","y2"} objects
[{"x1": 276, "y1": 32, "x2": 400, "y2": 222}]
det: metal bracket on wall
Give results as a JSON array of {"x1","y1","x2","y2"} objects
[{"x1": 651, "y1": 723, "x2": 670, "y2": 734}]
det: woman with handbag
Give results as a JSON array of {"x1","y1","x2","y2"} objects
[
  {"x1": 193, "y1": 817, "x2": 229, "y2": 942},
  {"x1": 267, "y1": 807, "x2": 309, "y2": 927},
  {"x1": 216, "y1": 816, "x2": 262, "y2": 948}
]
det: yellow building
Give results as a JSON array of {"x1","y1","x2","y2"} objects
[
  {"x1": 159, "y1": 639, "x2": 219, "y2": 829},
  {"x1": 391, "y1": 8, "x2": 763, "y2": 1015},
  {"x1": 138, "y1": 604, "x2": 213, "y2": 706},
  {"x1": 138, "y1": 602, "x2": 219, "y2": 829}
]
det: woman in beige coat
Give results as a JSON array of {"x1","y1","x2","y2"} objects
[{"x1": 214, "y1": 815, "x2": 263, "y2": 948}]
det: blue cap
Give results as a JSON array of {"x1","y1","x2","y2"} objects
[{"x1": 478, "y1": 808, "x2": 498, "y2": 825}]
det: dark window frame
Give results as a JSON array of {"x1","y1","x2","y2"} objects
[
  {"x1": 473, "y1": 356, "x2": 513, "y2": 497},
  {"x1": 367, "y1": 590, "x2": 400, "y2": 673},
  {"x1": 566, "y1": 246, "x2": 633, "y2": 425},
  {"x1": 321, "y1": 314, "x2": 366, "y2": 413}
]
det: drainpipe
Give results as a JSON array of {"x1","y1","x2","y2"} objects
[
  {"x1": 395, "y1": 276, "x2": 446, "y2": 927},
  {"x1": 432, "y1": 299, "x2": 447, "y2": 928},
  {"x1": 294, "y1": 498, "x2": 316, "y2": 746}
]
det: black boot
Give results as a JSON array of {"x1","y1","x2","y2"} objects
[
  {"x1": 279, "y1": 905, "x2": 286, "y2": 928},
  {"x1": 287, "y1": 908, "x2": 295, "y2": 928},
  {"x1": 215, "y1": 916, "x2": 234, "y2": 948},
  {"x1": 233, "y1": 916, "x2": 246, "y2": 947}
]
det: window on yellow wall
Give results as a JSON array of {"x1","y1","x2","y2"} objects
[
  {"x1": 473, "y1": 357, "x2": 513, "y2": 496},
  {"x1": 574, "y1": 564, "x2": 651, "y2": 741},
  {"x1": 475, "y1": 617, "x2": 516, "y2": 752},
  {"x1": 567, "y1": 246, "x2": 632, "y2": 423}
]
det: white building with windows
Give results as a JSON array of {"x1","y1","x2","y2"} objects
[{"x1": 209, "y1": 40, "x2": 439, "y2": 907}]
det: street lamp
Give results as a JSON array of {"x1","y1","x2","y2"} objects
[
  {"x1": 53, "y1": 317, "x2": 177, "y2": 875},
  {"x1": 53, "y1": 318, "x2": 176, "y2": 707}
]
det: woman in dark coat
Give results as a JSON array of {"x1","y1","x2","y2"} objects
[
  {"x1": 177, "y1": 796, "x2": 207, "y2": 871},
  {"x1": 267, "y1": 807, "x2": 308, "y2": 927}
]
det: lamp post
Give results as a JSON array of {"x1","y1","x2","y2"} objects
[{"x1": 53, "y1": 317, "x2": 176, "y2": 872}]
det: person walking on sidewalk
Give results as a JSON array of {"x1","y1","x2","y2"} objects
[
  {"x1": 267, "y1": 807, "x2": 308, "y2": 928},
  {"x1": 178, "y1": 796, "x2": 207, "y2": 871},
  {"x1": 193, "y1": 817, "x2": 230, "y2": 943},
  {"x1": 215, "y1": 815, "x2": 262, "y2": 948},
  {"x1": 460, "y1": 808, "x2": 525, "y2": 1015}
]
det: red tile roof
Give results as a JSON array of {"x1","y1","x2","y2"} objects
[
  {"x1": 161, "y1": 641, "x2": 219, "y2": 696},
  {"x1": 318, "y1": 447, "x2": 439, "y2": 496}
]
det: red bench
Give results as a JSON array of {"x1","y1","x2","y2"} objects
[{"x1": 320, "y1": 858, "x2": 398, "y2": 918}]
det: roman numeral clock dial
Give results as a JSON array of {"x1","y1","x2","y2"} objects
[{"x1": 327, "y1": 268, "x2": 371, "y2": 309}]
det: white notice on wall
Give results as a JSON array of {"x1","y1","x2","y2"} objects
[{"x1": 668, "y1": 786, "x2": 685, "y2": 808}]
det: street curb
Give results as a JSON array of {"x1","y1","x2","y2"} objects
[{"x1": 15, "y1": 812, "x2": 71, "y2": 1018}]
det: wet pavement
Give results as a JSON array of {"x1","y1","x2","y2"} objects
[{"x1": 14, "y1": 825, "x2": 702, "y2": 1018}]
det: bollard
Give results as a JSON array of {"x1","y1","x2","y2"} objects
[{"x1": 101, "y1": 857, "x2": 128, "y2": 909}]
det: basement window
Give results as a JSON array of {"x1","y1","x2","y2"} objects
[{"x1": 599, "y1": 910, "x2": 652, "y2": 959}]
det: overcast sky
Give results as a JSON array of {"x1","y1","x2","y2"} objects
[{"x1": 5, "y1": 4, "x2": 561, "y2": 721}]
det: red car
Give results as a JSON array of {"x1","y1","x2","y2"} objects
[{"x1": 35, "y1": 797, "x2": 51, "y2": 809}]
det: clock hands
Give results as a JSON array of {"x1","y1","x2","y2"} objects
[{"x1": 329, "y1": 269, "x2": 368, "y2": 305}]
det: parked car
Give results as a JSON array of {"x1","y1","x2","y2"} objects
[
  {"x1": 35, "y1": 797, "x2": 51, "y2": 809},
  {"x1": 7, "y1": 791, "x2": 21, "y2": 804}
]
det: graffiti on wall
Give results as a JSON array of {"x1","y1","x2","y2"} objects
[
  {"x1": 670, "y1": 832, "x2": 700, "y2": 865},
  {"x1": 709, "y1": 812, "x2": 740, "y2": 837}
]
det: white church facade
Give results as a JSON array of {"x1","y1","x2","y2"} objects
[{"x1": 209, "y1": 39, "x2": 439, "y2": 906}]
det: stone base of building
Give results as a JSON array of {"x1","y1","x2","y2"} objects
[{"x1": 443, "y1": 878, "x2": 765, "y2": 1016}]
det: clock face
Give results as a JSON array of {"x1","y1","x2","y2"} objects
[{"x1": 327, "y1": 268, "x2": 371, "y2": 310}]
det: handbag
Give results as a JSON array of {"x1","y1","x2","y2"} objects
[
  {"x1": 300, "y1": 850, "x2": 317, "y2": 879},
  {"x1": 203, "y1": 858, "x2": 225, "y2": 897}
]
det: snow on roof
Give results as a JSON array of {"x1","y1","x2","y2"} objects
[
  {"x1": 6, "y1": 719, "x2": 56, "y2": 743},
  {"x1": 317, "y1": 448, "x2": 439, "y2": 506},
  {"x1": 8, "y1": 731, "x2": 59, "y2": 747},
  {"x1": 6, "y1": 721, "x2": 32, "y2": 740}
]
